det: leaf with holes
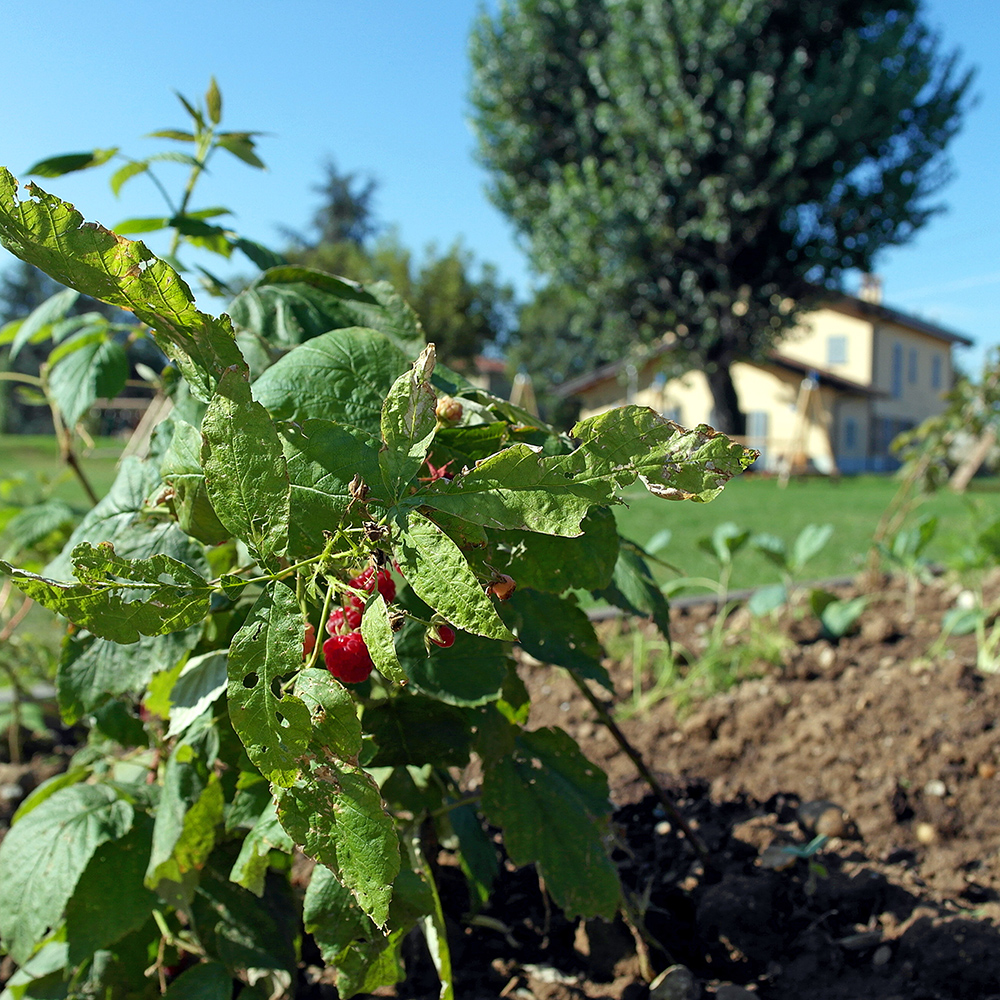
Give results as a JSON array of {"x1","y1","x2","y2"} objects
[{"x1": 227, "y1": 582, "x2": 311, "y2": 787}]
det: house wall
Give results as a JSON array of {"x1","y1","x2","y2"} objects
[
  {"x1": 576, "y1": 361, "x2": 839, "y2": 473},
  {"x1": 779, "y1": 307, "x2": 874, "y2": 386},
  {"x1": 567, "y1": 301, "x2": 962, "y2": 475}
]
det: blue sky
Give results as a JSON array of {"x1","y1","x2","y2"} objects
[{"x1": 3, "y1": 1, "x2": 997, "y2": 373}]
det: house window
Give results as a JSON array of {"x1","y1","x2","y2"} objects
[
  {"x1": 891, "y1": 342, "x2": 904, "y2": 398},
  {"x1": 827, "y1": 335, "x2": 848, "y2": 365},
  {"x1": 931, "y1": 354, "x2": 943, "y2": 389},
  {"x1": 844, "y1": 417, "x2": 858, "y2": 451},
  {"x1": 747, "y1": 411, "x2": 769, "y2": 467},
  {"x1": 908, "y1": 347, "x2": 918, "y2": 384}
]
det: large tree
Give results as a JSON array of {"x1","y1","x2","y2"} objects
[{"x1": 470, "y1": 0, "x2": 972, "y2": 433}]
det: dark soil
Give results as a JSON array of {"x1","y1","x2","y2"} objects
[{"x1": 3, "y1": 572, "x2": 1000, "y2": 999}]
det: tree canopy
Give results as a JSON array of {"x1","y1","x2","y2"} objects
[{"x1": 470, "y1": 0, "x2": 973, "y2": 432}]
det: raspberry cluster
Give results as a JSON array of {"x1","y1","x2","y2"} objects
[{"x1": 320, "y1": 567, "x2": 397, "y2": 684}]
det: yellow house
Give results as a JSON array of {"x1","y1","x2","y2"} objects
[{"x1": 553, "y1": 288, "x2": 973, "y2": 474}]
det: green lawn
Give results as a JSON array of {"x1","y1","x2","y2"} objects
[
  {"x1": 0, "y1": 434, "x2": 125, "y2": 508},
  {"x1": 614, "y1": 472, "x2": 1000, "y2": 593}
]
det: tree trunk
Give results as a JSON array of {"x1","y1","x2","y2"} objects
[
  {"x1": 950, "y1": 425, "x2": 997, "y2": 493},
  {"x1": 705, "y1": 361, "x2": 746, "y2": 437}
]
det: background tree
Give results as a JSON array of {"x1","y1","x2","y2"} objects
[
  {"x1": 470, "y1": 0, "x2": 973, "y2": 433},
  {"x1": 289, "y1": 165, "x2": 515, "y2": 364}
]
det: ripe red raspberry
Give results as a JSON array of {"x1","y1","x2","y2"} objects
[
  {"x1": 349, "y1": 566, "x2": 396, "y2": 603},
  {"x1": 428, "y1": 623, "x2": 456, "y2": 648},
  {"x1": 326, "y1": 606, "x2": 362, "y2": 635},
  {"x1": 323, "y1": 632, "x2": 374, "y2": 684},
  {"x1": 303, "y1": 622, "x2": 316, "y2": 657}
]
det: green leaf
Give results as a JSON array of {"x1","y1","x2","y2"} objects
[
  {"x1": 303, "y1": 865, "x2": 405, "y2": 997},
  {"x1": 192, "y1": 862, "x2": 296, "y2": 988},
  {"x1": 379, "y1": 344, "x2": 438, "y2": 500},
  {"x1": 572, "y1": 408, "x2": 756, "y2": 502},
  {"x1": 26, "y1": 148, "x2": 118, "y2": 177},
  {"x1": 58, "y1": 623, "x2": 202, "y2": 724},
  {"x1": 161, "y1": 962, "x2": 232, "y2": 1000},
  {"x1": 166, "y1": 650, "x2": 229, "y2": 738},
  {"x1": 360, "y1": 594, "x2": 406, "y2": 684},
  {"x1": 113, "y1": 216, "x2": 169, "y2": 235},
  {"x1": 419, "y1": 442, "x2": 606, "y2": 536},
  {"x1": 206, "y1": 77, "x2": 222, "y2": 125},
  {"x1": 48, "y1": 336, "x2": 129, "y2": 426},
  {"x1": 750, "y1": 532, "x2": 788, "y2": 570},
  {"x1": 395, "y1": 613, "x2": 510, "y2": 706},
  {"x1": 482, "y1": 727, "x2": 620, "y2": 919},
  {"x1": 499, "y1": 589, "x2": 612, "y2": 688},
  {"x1": 293, "y1": 666, "x2": 362, "y2": 763},
  {"x1": 0, "y1": 783, "x2": 134, "y2": 964},
  {"x1": 391, "y1": 509, "x2": 513, "y2": 640},
  {"x1": 790, "y1": 523, "x2": 834, "y2": 573},
  {"x1": 229, "y1": 800, "x2": 293, "y2": 897},
  {"x1": 701, "y1": 522, "x2": 751, "y2": 566},
  {"x1": 0, "y1": 169, "x2": 246, "y2": 401},
  {"x1": 251, "y1": 327, "x2": 410, "y2": 435},
  {"x1": 229, "y1": 267, "x2": 425, "y2": 357},
  {"x1": 747, "y1": 582, "x2": 788, "y2": 616},
  {"x1": 232, "y1": 237, "x2": 286, "y2": 271},
  {"x1": 9, "y1": 287, "x2": 80, "y2": 360},
  {"x1": 146, "y1": 741, "x2": 225, "y2": 897},
  {"x1": 1, "y1": 543, "x2": 211, "y2": 642},
  {"x1": 276, "y1": 762, "x2": 400, "y2": 928},
  {"x1": 943, "y1": 605, "x2": 981, "y2": 636},
  {"x1": 279, "y1": 418, "x2": 381, "y2": 559},
  {"x1": 489, "y1": 507, "x2": 619, "y2": 592},
  {"x1": 226, "y1": 582, "x2": 311, "y2": 786},
  {"x1": 593, "y1": 541, "x2": 672, "y2": 642},
  {"x1": 216, "y1": 133, "x2": 265, "y2": 169},
  {"x1": 809, "y1": 589, "x2": 867, "y2": 639},
  {"x1": 364, "y1": 695, "x2": 472, "y2": 767},
  {"x1": 449, "y1": 803, "x2": 499, "y2": 907},
  {"x1": 65, "y1": 816, "x2": 158, "y2": 965},
  {"x1": 109, "y1": 159, "x2": 149, "y2": 197},
  {"x1": 160, "y1": 419, "x2": 230, "y2": 545},
  {"x1": 147, "y1": 128, "x2": 196, "y2": 142},
  {"x1": 46, "y1": 457, "x2": 208, "y2": 582},
  {"x1": 0, "y1": 498, "x2": 76, "y2": 559},
  {"x1": 201, "y1": 367, "x2": 289, "y2": 570}
]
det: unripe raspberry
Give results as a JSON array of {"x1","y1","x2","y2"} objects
[
  {"x1": 303, "y1": 622, "x2": 316, "y2": 657},
  {"x1": 435, "y1": 396, "x2": 463, "y2": 423},
  {"x1": 486, "y1": 573, "x2": 516, "y2": 601}
]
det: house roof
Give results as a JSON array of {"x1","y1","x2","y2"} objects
[
  {"x1": 551, "y1": 290, "x2": 971, "y2": 398},
  {"x1": 553, "y1": 344, "x2": 881, "y2": 399},
  {"x1": 823, "y1": 291, "x2": 974, "y2": 347}
]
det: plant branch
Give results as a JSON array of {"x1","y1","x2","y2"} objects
[{"x1": 567, "y1": 668, "x2": 710, "y2": 863}]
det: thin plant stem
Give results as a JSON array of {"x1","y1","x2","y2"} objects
[
  {"x1": 406, "y1": 823, "x2": 455, "y2": 1000},
  {"x1": 567, "y1": 668, "x2": 710, "y2": 863}
]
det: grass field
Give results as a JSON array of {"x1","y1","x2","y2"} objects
[
  {"x1": 2, "y1": 434, "x2": 997, "y2": 602},
  {"x1": 0, "y1": 434, "x2": 125, "y2": 508},
  {"x1": 613, "y1": 472, "x2": 1000, "y2": 594}
]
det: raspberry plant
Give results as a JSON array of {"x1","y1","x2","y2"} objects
[{"x1": 0, "y1": 168, "x2": 754, "y2": 999}]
